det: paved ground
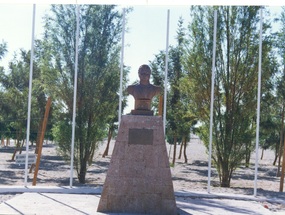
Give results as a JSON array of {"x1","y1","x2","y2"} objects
[{"x1": 0, "y1": 187, "x2": 285, "y2": 215}]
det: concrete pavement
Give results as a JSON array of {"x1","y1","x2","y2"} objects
[{"x1": 0, "y1": 187, "x2": 284, "y2": 215}]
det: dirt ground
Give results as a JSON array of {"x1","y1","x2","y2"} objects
[{"x1": 0, "y1": 136, "x2": 285, "y2": 212}]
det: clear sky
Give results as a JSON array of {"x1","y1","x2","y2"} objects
[
  {"x1": 0, "y1": 3, "x2": 193, "y2": 113},
  {"x1": 0, "y1": 4, "x2": 192, "y2": 75},
  {"x1": 0, "y1": 3, "x2": 283, "y2": 113}
]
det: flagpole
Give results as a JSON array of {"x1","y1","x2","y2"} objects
[
  {"x1": 254, "y1": 8, "x2": 263, "y2": 197},
  {"x1": 163, "y1": 9, "x2": 170, "y2": 134},
  {"x1": 70, "y1": 4, "x2": 80, "y2": 187},
  {"x1": 118, "y1": 8, "x2": 126, "y2": 125},
  {"x1": 207, "y1": 10, "x2": 217, "y2": 193},
  {"x1": 24, "y1": 4, "x2": 36, "y2": 186}
]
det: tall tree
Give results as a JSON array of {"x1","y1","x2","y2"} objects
[
  {"x1": 150, "y1": 17, "x2": 197, "y2": 165},
  {"x1": 275, "y1": 7, "x2": 285, "y2": 175},
  {"x1": 43, "y1": 5, "x2": 128, "y2": 183},
  {"x1": 0, "y1": 41, "x2": 7, "y2": 60},
  {"x1": 0, "y1": 47, "x2": 52, "y2": 159},
  {"x1": 184, "y1": 6, "x2": 277, "y2": 187},
  {"x1": 0, "y1": 41, "x2": 7, "y2": 141}
]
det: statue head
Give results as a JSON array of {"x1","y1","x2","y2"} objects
[{"x1": 138, "y1": 64, "x2": 151, "y2": 85}]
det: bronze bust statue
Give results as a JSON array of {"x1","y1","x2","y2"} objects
[{"x1": 127, "y1": 64, "x2": 161, "y2": 115}]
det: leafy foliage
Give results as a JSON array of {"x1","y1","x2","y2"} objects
[
  {"x1": 184, "y1": 6, "x2": 278, "y2": 187},
  {"x1": 0, "y1": 48, "x2": 51, "y2": 146},
  {"x1": 150, "y1": 17, "x2": 197, "y2": 165},
  {"x1": 42, "y1": 5, "x2": 128, "y2": 183}
]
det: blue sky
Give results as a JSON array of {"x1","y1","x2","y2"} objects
[
  {"x1": 0, "y1": 4, "x2": 193, "y2": 112},
  {"x1": 0, "y1": 4, "x2": 191, "y2": 78},
  {"x1": 0, "y1": 4, "x2": 283, "y2": 112}
]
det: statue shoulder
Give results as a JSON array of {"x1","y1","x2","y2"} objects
[
  {"x1": 147, "y1": 84, "x2": 161, "y2": 96},
  {"x1": 153, "y1": 84, "x2": 162, "y2": 93},
  {"x1": 127, "y1": 84, "x2": 138, "y2": 94}
]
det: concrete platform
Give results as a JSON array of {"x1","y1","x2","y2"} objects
[{"x1": 0, "y1": 187, "x2": 285, "y2": 214}]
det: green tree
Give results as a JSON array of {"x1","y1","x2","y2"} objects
[
  {"x1": 0, "y1": 41, "x2": 7, "y2": 60},
  {"x1": 0, "y1": 41, "x2": 8, "y2": 145},
  {"x1": 184, "y1": 6, "x2": 277, "y2": 187},
  {"x1": 150, "y1": 17, "x2": 197, "y2": 165},
  {"x1": 0, "y1": 50, "x2": 30, "y2": 153},
  {"x1": 0, "y1": 48, "x2": 52, "y2": 159},
  {"x1": 275, "y1": 7, "x2": 285, "y2": 174},
  {"x1": 43, "y1": 5, "x2": 128, "y2": 183}
]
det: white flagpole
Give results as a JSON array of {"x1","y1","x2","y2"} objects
[
  {"x1": 163, "y1": 9, "x2": 170, "y2": 134},
  {"x1": 70, "y1": 4, "x2": 80, "y2": 187},
  {"x1": 207, "y1": 10, "x2": 217, "y2": 193},
  {"x1": 24, "y1": 4, "x2": 36, "y2": 186},
  {"x1": 118, "y1": 8, "x2": 126, "y2": 125},
  {"x1": 254, "y1": 8, "x2": 263, "y2": 197}
]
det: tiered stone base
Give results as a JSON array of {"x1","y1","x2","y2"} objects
[{"x1": 97, "y1": 115, "x2": 177, "y2": 214}]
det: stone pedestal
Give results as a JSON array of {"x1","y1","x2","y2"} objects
[
  {"x1": 130, "y1": 109, "x2": 154, "y2": 116},
  {"x1": 97, "y1": 115, "x2": 177, "y2": 214}
]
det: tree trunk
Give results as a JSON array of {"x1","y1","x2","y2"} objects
[
  {"x1": 29, "y1": 164, "x2": 35, "y2": 173},
  {"x1": 277, "y1": 106, "x2": 284, "y2": 176},
  {"x1": 260, "y1": 148, "x2": 264, "y2": 160},
  {"x1": 171, "y1": 136, "x2": 177, "y2": 166},
  {"x1": 178, "y1": 141, "x2": 183, "y2": 159},
  {"x1": 245, "y1": 141, "x2": 251, "y2": 167},
  {"x1": 35, "y1": 118, "x2": 43, "y2": 154},
  {"x1": 32, "y1": 96, "x2": 52, "y2": 186},
  {"x1": 12, "y1": 128, "x2": 23, "y2": 160},
  {"x1": 88, "y1": 142, "x2": 96, "y2": 166},
  {"x1": 273, "y1": 140, "x2": 279, "y2": 165},
  {"x1": 280, "y1": 129, "x2": 285, "y2": 191},
  {"x1": 11, "y1": 139, "x2": 21, "y2": 161},
  {"x1": 273, "y1": 155, "x2": 278, "y2": 166},
  {"x1": 78, "y1": 157, "x2": 87, "y2": 184},
  {"x1": 19, "y1": 140, "x2": 25, "y2": 154},
  {"x1": 245, "y1": 149, "x2": 251, "y2": 168},
  {"x1": 102, "y1": 128, "x2": 113, "y2": 158},
  {"x1": 220, "y1": 168, "x2": 231, "y2": 187},
  {"x1": 183, "y1": 137, "x2": 188, "y2": 163},
  {"x1": 277, "y1": 148, "x2": 283, "y2": 177}
]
